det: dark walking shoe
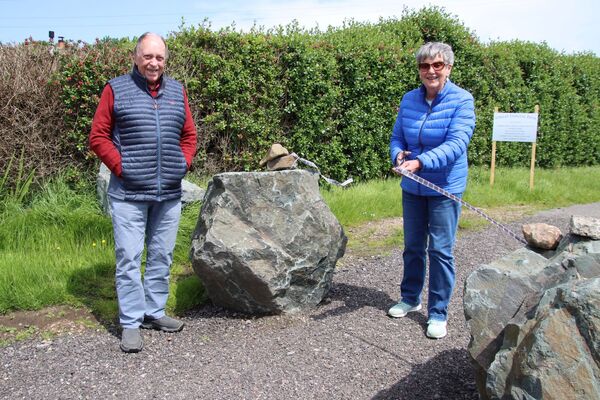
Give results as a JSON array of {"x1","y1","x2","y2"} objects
[
  {"x1": 120, "y1": 328, "x2": 143, "y2": 353},
  {"x1": 141, "y1": 315, "x2": 184, "y2": 332}
]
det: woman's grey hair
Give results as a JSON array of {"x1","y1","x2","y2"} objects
[
  {"x1": 134, "y1": 32, "x2": 169, "y2": 59},
  {"x1": 415, "y1": 42, "x2": 454, "y2": 65}
]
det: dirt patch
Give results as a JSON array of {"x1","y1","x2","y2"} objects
[
  {"x1": 344, "y1": 205, "x2": 537, "y2": 258},
  {"x1": 345, "y1": 217, "x2": 403, "y2": 241},
  {"x1": 0, "y1": 305, "x2": 101, "y2": 345},
  {"x1": 343, "y1": 217, "x2": 403, "y2": 258},
  {"x1": 345, "y1": 205, "x2": 535, "y2": 244},
  {"x1": 461, "y1": 204, "x2": 537, "y2": 223}
]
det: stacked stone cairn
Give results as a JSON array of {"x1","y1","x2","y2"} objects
[{"x1": 259, "y1": 143, "x2": 297, "y2": 171}]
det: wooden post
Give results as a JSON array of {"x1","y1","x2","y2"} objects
[
  {"x1": 529, "y1": 104, "x2": 539, "y2": 190},
  {"x1": 490, "y1": 107, "x2": 498, "y2": 187}
]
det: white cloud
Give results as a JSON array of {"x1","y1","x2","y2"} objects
[
  {"x1": 194, "y1": 0, "x2": 405, "y2": 30},
  {"x1": 191, "y1": 0, "x2": 599, "y2": 55}
]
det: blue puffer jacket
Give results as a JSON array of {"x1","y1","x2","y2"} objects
[{"x1": 390, "y1": 79, "x2": 475, "y2": 196}]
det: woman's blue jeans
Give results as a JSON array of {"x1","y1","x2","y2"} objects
[{"x1": 400, "y1": 191, "x2": 461, "y2": 322}]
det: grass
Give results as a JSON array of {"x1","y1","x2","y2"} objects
[
  {"x1": 464, "y1": 166, "x2": 600, "y2": 209},
  {"x1": 0, "y1": 175, "x2": 205, "y2": 324},
  {"x1": 321, "y1": 178, "x2": 403, "y2": 226},
  {"x1": 0, "y1": 178, "x2": 114, "y2": 314},
  {"x1": 0, "y1": 166, "x2": 599, "y2": 327}
]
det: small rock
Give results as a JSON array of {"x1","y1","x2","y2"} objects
[
  {"x1": 522, "y1": 222, "x2": 563, "y2": 249},
  {"x1": 570, "y1": 215, "x2": 600, "y2": 239}
]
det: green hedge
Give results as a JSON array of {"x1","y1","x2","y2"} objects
[
  {"x1": 2, "y1": 7, "x2": 599, "y2": 184},
  {"x1": 57, "y1": 39, "x2": 132, "y2": 156}
]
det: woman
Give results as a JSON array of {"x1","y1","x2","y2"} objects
[{"x1": 388, "y1": 42, "x2": 475, "y2": 339}]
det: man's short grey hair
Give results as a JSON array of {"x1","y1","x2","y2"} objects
[
  {"x1": 415, "y1": 42, "x2": 454, "y2": 66},
  {"x1": 134, "y1": 32, "x2": 169, "y2": 59}
]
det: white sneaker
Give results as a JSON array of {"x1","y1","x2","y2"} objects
[
  {"x1": 388, "y1": 302, "x2": 422, "y2": 318},
  {"x1": 426, "y1": 320, "x2": 447, "y2": 339}
]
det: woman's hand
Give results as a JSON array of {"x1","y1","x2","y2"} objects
[
  {"x1": 395, "y1": 151, "x2": 411, "y2": 166},
  {"x1": 400, "y1": 159, "x2": 421, "y2": 173}
]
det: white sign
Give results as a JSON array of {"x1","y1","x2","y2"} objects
[{"x1": 492, "y1": 113, "x2": 539, "y2": 142}]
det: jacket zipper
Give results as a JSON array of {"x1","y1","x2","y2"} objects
[
  {"x1": 416, "y1": 102, "x2": 432, "y2": 195},
  {"x1": 154, "y1": 98, "x2": 162, "y2": 199}
]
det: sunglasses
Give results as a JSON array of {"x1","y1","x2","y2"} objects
[{"x1": 418, "y1": 61, "x2": 446, "y2": 72}]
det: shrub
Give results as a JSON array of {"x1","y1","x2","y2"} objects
[
  {"x1": 0, "y1": 42, "x2": 66, "y2": 181},
  {"x1": 1, "y1": 7, "x2": 599, "y2": 187},
  {"x1": 56, "y1": 38, "x2": 133, "y2": 162}
]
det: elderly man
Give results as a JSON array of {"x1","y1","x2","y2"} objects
[{"x1": 89, "y1": 32, "x2": 197, "y2": 353}]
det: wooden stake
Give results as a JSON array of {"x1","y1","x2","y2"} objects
[
  {"x1": 529, "y1": 104, "x2": 539, "y2": 190},
  {"x1": 490, "y1": 107, "x2": 498, "y2": 187}
]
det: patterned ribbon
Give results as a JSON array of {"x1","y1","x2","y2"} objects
[
  {"x1": 392, "y1": 166, "x2": 527, "y2": 245},
  {"x1": 291, "y1": 153, "x2": 354, "y2": 187}
]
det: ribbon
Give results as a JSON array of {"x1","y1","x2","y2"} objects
[
  {"x1": 291, "y1": 153, "x2": 353, "y2": 187},
  {"x1": 392, "y1": 166, "x2": 527, "y2": 245}
]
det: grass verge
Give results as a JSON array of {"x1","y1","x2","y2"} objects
[{"x1": 0, "y1": 175, "x2": 206, "y2": 328}]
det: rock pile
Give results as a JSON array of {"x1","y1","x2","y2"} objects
[
  {"x1": 259, "y1": 143, "x2": 297, "y2": 171},
  {"x1": 464, "y1": 216, "x2": 600, "y2": 399}
]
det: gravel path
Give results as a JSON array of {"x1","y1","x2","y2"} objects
[{"x1": 2, "y1": 203, "x2": 599, "y2": 400}]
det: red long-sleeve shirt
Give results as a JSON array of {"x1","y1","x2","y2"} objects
[{"x1": 89, "y1": 83, "x2": 197, "y2": 177}]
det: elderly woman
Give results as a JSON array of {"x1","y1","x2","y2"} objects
[{"x1": 388, "y1": 42, "x2": 475, "y2": 339}]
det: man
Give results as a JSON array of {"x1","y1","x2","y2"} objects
[{"x1": 89, "y1": 32, "x2": 197, "y2": 353}]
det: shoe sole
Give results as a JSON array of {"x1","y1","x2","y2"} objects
[
  {"x1": 426, "y1": 323, "x2": 448, "y2": 339},
  {"x1": 120, "y1": 341, "x2": 143, "y2": 353},
  {"x1": 140, "y1": 322, "x2": 184, "y2": 333},
  {"x1": 388, "y1": 304, "x2": 422, "y2": 318},
  {"x1": 426, "y1": 331, "x2": 447, "y2": 339}
]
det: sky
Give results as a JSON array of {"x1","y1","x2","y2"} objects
[{"x1": 1, "y1": 0, "x2": 598, "y2": 56}]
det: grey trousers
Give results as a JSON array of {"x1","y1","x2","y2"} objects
[{"x1": 109, "y1": 197, "x2": 182, "y2": 328}]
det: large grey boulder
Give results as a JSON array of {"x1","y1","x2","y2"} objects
[
  {"x1": 464, "y1": 217, "x2": 600, "y2": 400},
  {"x1": 463, "y1": 248, "x2": 549, "y2": 372},
  {"x1": 487, "y1": 278, "x2": 600, "y2": 399},
  {"x1": 96, "y1": 163, "x2": 205, "y2": 215},
  {"x1": 190, "y1": 170, "x2": 347, "y2": 314}
]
